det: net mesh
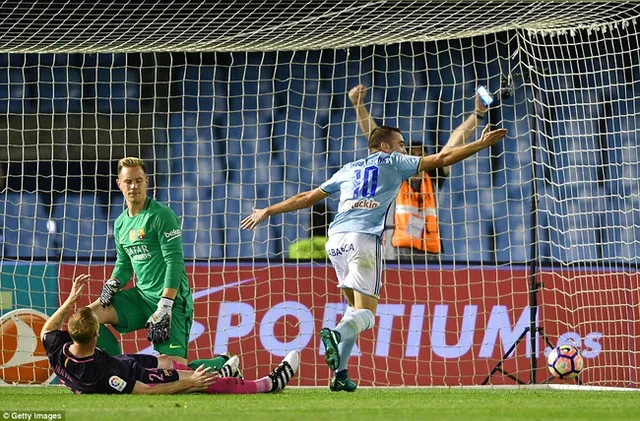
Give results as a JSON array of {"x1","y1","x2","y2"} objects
[
  {"x1": 0, "y1": 1, "x2": 638, "y2": 52},
  {"x1": 0, "y1": 1, "x2": 639, "y2": 387}
]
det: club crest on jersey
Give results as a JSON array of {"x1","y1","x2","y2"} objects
[{"x1": 128, "y1": 229, "x2": 146, "y2": 242}]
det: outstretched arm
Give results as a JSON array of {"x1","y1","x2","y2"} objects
[
  {"x1": 419, "y1": 125, "x2": 507, "y2": 173},
  {"x1": 439, "y1": 94, "x2": 489, "y2": 176},
  {"x1": 349, "y1": 85, "x2": 378, "y2": 139},
  {"x1": 241, "y1": 188, "x2": 329, "y2": 231},
  {"x1": 132, "y1": 365, "x2": 217, "y2": 395},
  {"x1": 41, "y1": 274, "x2": 90, "y2": 339}
]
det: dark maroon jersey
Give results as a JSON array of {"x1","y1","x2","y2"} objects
[{"x1": 42, "y1": 330, "x2": 173, "y2": 394}]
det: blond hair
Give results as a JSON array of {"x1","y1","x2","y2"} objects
[
  {"x1": 117, "y1": 157, "x2": 147, "y2": 175},
  {"x1": 68, "y1": 307, "x2": 99, "y2": 344}
]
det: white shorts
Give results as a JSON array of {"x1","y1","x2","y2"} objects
[{"x1": 325, "y1": 232, "x2": 382, "y2": 298}]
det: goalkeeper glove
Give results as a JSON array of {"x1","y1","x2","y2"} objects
[
  {"x1": 99, "y1": 279, "x2": 121, "y2": 307},
  {"x1": 146, "y1": 297, "x2": 173, "y2": 343}
]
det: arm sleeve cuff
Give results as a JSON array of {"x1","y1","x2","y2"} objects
[{"x1": 163, "y1": 262, "x2": 182, "y2": 290}]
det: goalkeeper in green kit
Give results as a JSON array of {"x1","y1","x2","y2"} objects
[{"x1": 88, "y1": 157, "x2": 228, "y2": 371}]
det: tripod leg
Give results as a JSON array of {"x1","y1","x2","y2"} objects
[{"x1": 481, "y1": 327, "x2": 529, "y2": 385}]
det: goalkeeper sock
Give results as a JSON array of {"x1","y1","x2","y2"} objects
[
  {"x1": 334, "y1": 308, "x2": 375, "y2": 343},
  {"x1": 96, "y1": 325, "x2": 122, "y2": 356},
  {"x1": 187, "y1": 355, "x2": 229, "y2": 371}
]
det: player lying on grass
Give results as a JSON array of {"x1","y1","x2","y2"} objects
[
  {"x1": 242, "y1": 123, "x2": 507, "y2": 392},
  {"x1": 41, "y1": 274, "x2": 299, "y2": 395}
]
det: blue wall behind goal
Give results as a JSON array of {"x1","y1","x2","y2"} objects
[{"x1": 1, "y1": 30, "x2": 639, "y2": 264}]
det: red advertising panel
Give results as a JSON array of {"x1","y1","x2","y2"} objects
[{"x1": 59, "y1": 263, "x2": 619, "y2": 386}]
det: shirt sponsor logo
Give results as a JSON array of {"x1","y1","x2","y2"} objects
[
  {"x1": 164, "y1": 229, "x2": 182, "y2": 241},
  {"x1": 109, "y1": 375, "x2": 127, "y2": 392},
  {"x1": 328, "y1": 243, "x2": 355, "y2": 257},
  {"x1": 126, "y1": 245, "x2": 152, "y2": 260},
  {"x1": 343, "y1": 198, "x2": 380, "y2": 210}
]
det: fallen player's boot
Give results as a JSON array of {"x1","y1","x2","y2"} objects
[{"x1": 268, "y1": 350, "x2": 300, "y2": 392}]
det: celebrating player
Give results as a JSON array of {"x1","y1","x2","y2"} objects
[
  {"x1": 349, "y1": 84, "x2": 489, "y2": 261},
  {"x1": 42, "y1": 274, "x2": 299, "y2": 395},
  {"x1": 242, "y1": 121, "x2": 507, "y2": 391},
  {"x1": 88, "y1": 157, "x2": 227, "y2": 371}
]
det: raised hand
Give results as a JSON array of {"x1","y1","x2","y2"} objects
[
  {"x1": 241, "y1": 207, "x2": 269, "y2": 231},
  {"x1": 475, "y1": 92, "x2": 488, "y2": 114},
  {"x1": 478, "y1": 124, "x2": 508, "y2": 147},
  {"x1": 348, "y1": 84, "x2": 368, "y2": 106},
  {"x1": 67, "y1": 273, "x2": 90, "y2": 304}
]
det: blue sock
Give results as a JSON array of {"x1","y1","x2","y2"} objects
[
  {"x1": 334, "y1": 317, "x2": 358, "y2": 343},
  {"x1": 334, "y1": 308, "x2": 375, "y2": 343},
  {"x1": 336, "y1": 336, "x2": 355, "y2": 374}
]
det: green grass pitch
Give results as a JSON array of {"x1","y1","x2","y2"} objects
[{"x1": 1, "y1": 386, "x2": 639, "y2": 421}]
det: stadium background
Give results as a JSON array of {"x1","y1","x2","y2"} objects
[{"x1": 2, "y1": 31, "x2": 638, "y2": 263}]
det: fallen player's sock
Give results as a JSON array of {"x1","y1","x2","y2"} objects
[
  {"x1": 207, "y1": 377, "x2": 258, "y2": 394},
  {"x1": 204, "y1": 375, "x2": 277, "y2": 394},
  {"x1": 172, "y1": 360, "x2": 190, "y2": 371}
]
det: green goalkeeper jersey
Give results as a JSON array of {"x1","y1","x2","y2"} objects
[{"x1": 111, "y1": 198, "x2": 193, "y2": 310}]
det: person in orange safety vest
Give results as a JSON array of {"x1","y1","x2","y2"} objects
[{"x1": 348, "y1": 84, "x2": 488, "y2": 261}]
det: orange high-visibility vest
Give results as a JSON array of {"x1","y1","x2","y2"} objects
[{"x1": 391, "y1": 173, "x2": 441, "y2": 253}]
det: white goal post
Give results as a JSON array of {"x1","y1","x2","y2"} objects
[{"x1": 1, "y1": 1, "x2": 640, "y2": 388}]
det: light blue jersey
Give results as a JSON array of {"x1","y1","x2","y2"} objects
[{"x1": 320, "y1": 151, "x2": 422, "y2": 237}]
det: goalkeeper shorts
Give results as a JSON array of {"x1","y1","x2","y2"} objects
[
  {"x1": 325, "y1": 232, "x2": 383, "y2": 299},
  {"x1": 111, "y1": 287, "x2": 193, "y2": 359}
]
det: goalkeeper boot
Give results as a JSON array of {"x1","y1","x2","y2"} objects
[
  {"x1": 319, "y1": 328, "x2": 341, "y2": 371},
  {"x1": 330, "y1": 369, "x2": 357, "y2": 392},
  {"x1": 268, "y1": 350, "x2": 299, "y2": 392},
  {"x1": 218, "y1": 355, "x2": 240, "y2": 378}
]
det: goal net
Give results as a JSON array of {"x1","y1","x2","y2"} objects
[{"x1": 1, "y1": 1, "x2": 640, "y2": 388}]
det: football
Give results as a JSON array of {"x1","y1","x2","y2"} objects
[{"x1": 547, "y1": 344, "x2": 584, "y2": 379}]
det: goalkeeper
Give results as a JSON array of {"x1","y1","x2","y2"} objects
[{"x1": 88, "y1": 157, "x2": 226, "y2": 370}]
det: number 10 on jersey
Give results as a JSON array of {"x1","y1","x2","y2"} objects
[{"x1": 352, "y1": 166, "x2": 379, "y2": 199}]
